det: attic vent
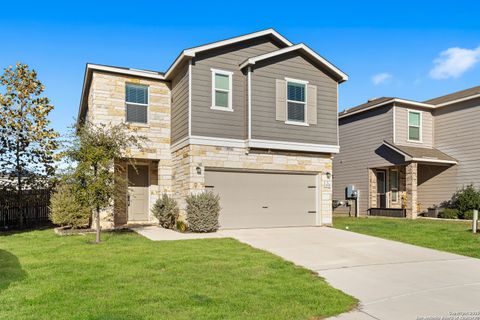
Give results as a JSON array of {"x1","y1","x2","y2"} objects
[{"x1": 368, "y1": 97, "x2": 380, "y2": 102}]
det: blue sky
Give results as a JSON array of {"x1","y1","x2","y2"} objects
[{"x1": 2, "y1": 0, "x2": 479, "y2": 136}]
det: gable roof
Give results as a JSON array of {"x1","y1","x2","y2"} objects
[
  {"x1": 239, "y1": 43, "x2": 348, "y2": 83},
  {"x1": 383, "y1": 140, "x2": 457, "y2": 164},
  {"x1": 424, "y1": 85, "x2": 480, "y2": 106},
  {"x1": 339, "y1": 97, "x2": 434, "y2": 119},
  {"x1": 164, "y1": 28, "x2": 293, "y2": 79}
]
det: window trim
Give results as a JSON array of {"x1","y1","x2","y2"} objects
[
  {"x1": 125, "y1": 83, "x2": 149, "y2": 124},
  {"x1": 407, "y1": 109, "x2": 422, "y2": 143},
  {"x1": 211, "y1": 68, "x2": 233, "y2": 111},
  {"x1": 285, "y1": 77, "x2": 309, "y2": 126},
  {"x1": 389, "y1": 169, "x2": 399, "y2": 203}
]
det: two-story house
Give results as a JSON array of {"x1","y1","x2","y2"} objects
[
  {"x1": 78, "y1": 29, "x2": 348, "y2": 229},
  {"x1": 333, "y1": 86, "x2": 480, "y2": 218}
]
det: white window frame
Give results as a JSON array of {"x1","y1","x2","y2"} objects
[
  {"x1": 285, "y1": 77, "x2": 309, "y2": 126},
  {"x1": 407, "y1": 109, "x2": 422, "y2": 142},
  {"x1": 211, "y1": 68, "x2": 233, "y2": 112},
  {"x1": 125, "y1": 83, "x2": 149, "y2": 124},
  {"x1": 389, "y1": 169, "x2": 399, "y2": 203}
]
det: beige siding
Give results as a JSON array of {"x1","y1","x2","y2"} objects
[
  {"x1": 333, "y1": 107, "x2": 401, "y2": 215},
  {"x1": 394, "y1": 105, "x2": 433, "y2": 148},
  {"x1": 171, "y1": 62, "x2": 189, "y2": 144},
  {"x1": 251, "y1": 52, "x2": 338, "y2": 145},
  {"x1": 417, "y1": 97, "x2": 480, "y2": 209},
  {"x1": 190, "y1": 37, "x2": 282, "y2": 139}
]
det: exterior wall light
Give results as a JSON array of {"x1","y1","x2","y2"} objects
[{"x1": 196, "y1": 166, "x2": 202, "y2": 175}]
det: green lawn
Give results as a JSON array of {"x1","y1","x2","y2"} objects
[
  {"x1": 0, "y1": 229, "x2": 356, "y2": 320},
  {"x1": 334, "y1": 216, "x2": 480, "y2": 259}
]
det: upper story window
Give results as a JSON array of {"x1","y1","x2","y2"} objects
[
  {"x1": 211, "y1": 68, "x2": 233, "y2": 111},
  {"x1": 408, "y1": 110, "x2": 422, "y2": 142},
  {"x1": 286, "y1": 79, "x2": 307, "y2": 124},
  {"x1": 126, "y1": 83, "x2": 148, "y2": 124}
]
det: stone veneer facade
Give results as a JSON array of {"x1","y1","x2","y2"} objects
[
  {"x1": 86, "y1": 71, "x2": 335, "y2": 228},
  {"x1": 87, "y1": 72, "x2": 173, "y2": 228},
  {"x1": 172, "y1": 144, "x2": 334, "y2": 225}
]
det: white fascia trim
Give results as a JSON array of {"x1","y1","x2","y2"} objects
[
  {"x1": 87, "y1": 63, "x2": 165, "y2": 80},
  {"x1": 170, "y1": 136, "x2": 190, "y2": 152},
  {"x1": 184, "y1": 29, "x2": 292, "y2": 57},
  {"x1": 165, "y1": 29, "x2": 292, "y2": 79},
  {"x1": 435, "y1": 93, "x2": 480, "y2": 107},
  {"x1": 171, "y1": 136, "x2": 247, "y2": 152},
  {"x1": 339, "y1": 98, "x2": 435, "y2": 119},
  {"x1": 410, "y1": 158, "x2": 458, "y2": 165},
  {"x1": 247, "y1": 66, "x2": 252, "y2": 140},
  {"x1": 164, "y1": 51, "x2": 195, "y2": 80},
  {"x1": 240, "y1": 43, "x2": 348, "y2": 82},
  {"x1": 394, "y1": 98, "x2": 435, "y2": 108},
  {"x1": 190, "y1": 136, "x2": 246, "y2": 148},
  {"x1": 248, "y1": 139, "x2": 339, "y2": 153},
  {"x1": 171, "y1": 136, "x2": 339, "y2": 153},
  {"x1": 188, "y1": 60, "x2": 192, "y2": 136}
]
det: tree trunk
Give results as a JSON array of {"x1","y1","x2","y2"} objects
[
  {"x1": 16, "y1": 138, "x2": 24, "y2": 228},
  {"x1": 95, "y1": 206, "x2": 101, "y2": 243},
  {"x1": 94, "y1": 163, "x2": 101, "y2": 243}
]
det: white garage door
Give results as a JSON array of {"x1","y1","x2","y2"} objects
[{"x1": 204, "y1": 170, "x2": 317, "y2": 229}]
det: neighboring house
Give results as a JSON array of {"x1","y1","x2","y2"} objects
[
  {"x1": 333, "y1": 86, "x2": 480, "y2": 218},
  {"x1": 78, "y1": 29, "x2": 348, "y2": 229}
]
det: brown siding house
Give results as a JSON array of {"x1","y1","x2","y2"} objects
[
  {"x1": 77, "y1": 29, "x2": 348, "y2": 229},
  {"x1": 333, "y1": 87, "x2": 480, "y2": 218}
]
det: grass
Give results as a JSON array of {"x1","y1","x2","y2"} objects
[
  {"x1": 333, "y1": 216, "x2": 480, "y2": 259},
  {"x1": 0, "y1": 229, "x2": 356, "y2": 320}
]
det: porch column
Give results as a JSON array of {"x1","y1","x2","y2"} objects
[
  {"x1": 368, "y1": 168, "x2": 377, "y2": 210},
  {"x1": 405, "y1": 162, "x2": 418, "y2": 219}
]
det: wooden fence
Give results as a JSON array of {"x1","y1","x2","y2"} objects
[{"x1": 0, "y1": 189, "x2": 52, "y2": 230}]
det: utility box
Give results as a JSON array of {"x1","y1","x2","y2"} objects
[{"x1": 346, "y1": 185, "x2": 358, "y2": 199}]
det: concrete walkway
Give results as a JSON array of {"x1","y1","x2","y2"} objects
[{"x1": 134, "y1": 225, "x2": 480, "y2": 320}]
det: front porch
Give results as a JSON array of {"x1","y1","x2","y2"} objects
[
  {"x1": 368, "y1": 141, "x2": 458, "y2": 218},
  {"x1": 368, "y1": 164, "x2": 414, "y2": 218}
]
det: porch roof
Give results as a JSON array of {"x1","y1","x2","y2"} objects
[{"x1": 383, "y1": 140, "x2": 458, "y2": 165}]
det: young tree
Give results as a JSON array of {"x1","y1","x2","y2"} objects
[
  {"x1": 65, "y1": 122, "x2": 144, "y2": 243},
  {"x1": 0, "y1": 63, "x2": 59, "y2": 226}
]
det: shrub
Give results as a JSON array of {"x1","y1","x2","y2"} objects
[
  {"x1": 49, "y1": 183, "x2": 91, "y2": 228},
  {"x1": 438, "y1": 208, "x2": 460, "y2": 219},
  {"x1": 186, "y1": 191, "x2": 220, "y2": 233},
  {"x1": 462, "y1": 210, "x2": 474, "y2": 220},
  {"x1": 451, "y1": 185, "x2": 480, "y2": 214},
  {"x1": 151, "y1": 194, "x2": 179, "y2": 229}
]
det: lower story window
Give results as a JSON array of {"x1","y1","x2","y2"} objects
[{"x1": 390, "y1": 169, "x2": 399, "y2": 202}]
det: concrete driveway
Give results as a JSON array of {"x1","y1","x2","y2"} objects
[{"x1": 219, "y1": 227, "x2": 480, "y2": 320}]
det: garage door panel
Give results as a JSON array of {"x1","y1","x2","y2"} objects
[{"x1": 205, "y1": 171, "x2": 316, "y2": 229}]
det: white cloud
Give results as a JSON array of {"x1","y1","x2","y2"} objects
[
  {"x1": 429, "y1": 46, "x2": 480, "y2": 79},
  {"x1": 372, "y1": 73, "x2": 393, "y2": 85}
]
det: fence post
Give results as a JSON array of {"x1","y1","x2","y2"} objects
[{"x1": 473, "y1": 210, "x2": 478, "y2": 234}]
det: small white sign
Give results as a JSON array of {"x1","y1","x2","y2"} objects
[{"x1": 324, "y1": 180, "x2": 332, "y2": 189}]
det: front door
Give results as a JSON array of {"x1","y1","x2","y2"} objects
[
  {"x1": 127, "y1": 165, "x2": 149, "y2": 221},
  {"x1": 376, "y1": 170, "x2": 387, "y2": 208}
]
